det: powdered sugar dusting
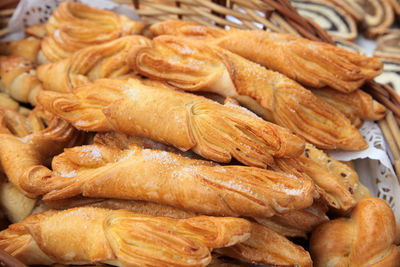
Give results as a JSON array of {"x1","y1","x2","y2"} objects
[{"x1": 80, "y1": 146, "x2": 102, "y2": 161}]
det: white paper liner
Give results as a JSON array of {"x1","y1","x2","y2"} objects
[{"x1": 3, "y1": 0, "x2": 400, "y2": 220}]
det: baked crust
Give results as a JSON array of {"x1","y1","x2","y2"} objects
[{"x1": 128, "y1": 35, "x2": 367, "y2": 150}]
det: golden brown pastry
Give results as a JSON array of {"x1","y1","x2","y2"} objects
[
  {"x1": 0, "y1": 207, "x2": 251, "y2": 266},
  {"x1": 326, "y1": 0, "x2": 394, "y2": 38},
  {"x1": 87, "y1": 199, "x2": 313, "y2": 267},
  {"x1": 39, "y1": 2, "x2": 146, "y2": 63},
  {"x1": 255, "y1": 199, "x2": 329, "y2": 238},
  {"x1": 149, "y1": 20, "x2": 383, "y2": 93},
  {"x1": 128, "y1": 36, "x2": 367, "y2": 150},
  {"x1": 388, "y1": 0, "x2": 400, "y2": 14},
  {"x1": 275, "y1": 143, "x2": 369, "y2": 212},
  {"x1": 0, "y1": 107, "x2": 84, "y2": 197},
  {"x1": 32, "y1": 143, "x2": 316, "y2": 218},
  {"x1": 0, "y1": 37, "x2": 41, "y2": 62},
  {"x1": 0, "y1": 56, "x2": 42, "y2": 105},
  {"x1": 312, "y1": 88, "x2": 386, "y2": 127},
  {"x1": 38, "y1": 78, "x2": 305, "y2": 167},
  {"x1": 0, "y1": 93, "x2": 27, "y2": 114},
  {"x1": 310, "y1": 197, "x2": 400, "y2": 266},
  {"x1": 37, "y1": 35, "x2": 151, "y2": 93}
]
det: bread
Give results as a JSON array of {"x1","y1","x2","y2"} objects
[
  {"x1": 39, "y1": 2, "x2": 146, "y2": 63},
  {"x1": 149, "y1": 20, "x2": 382, "y2": 93},
  {"x1": 375, "y1": 30, "x2": 400, "y2": 61},
  {"x1": 0, "y1": 56, "x2": 42, "y2": 105},
  {"x1": 0, "y1": 37, "x2": 41, "y2": 62},
  {"x1": 38, "y1": 78, "x2": 305, "y2": 167},
  {"x1": 0, "y1": 107, "x2": 84, "y2": 197},
  {"x1": 255, "y1": 199, "x2": 329, "y2": 238},
  {"x1": 33, "y1": 142, "x2": 316, "y2": 218},
  {"x1": 128, "y1": 35, "x2": 367, "y2": 150},
  {"x1": 312, "y1": 88, "x2": 386, "y2": 127},
  {"x1": 37, "y1": 35, "x2": 151, "y2": 93},
  {"x1": 374, "y1": 58, "x2": 400, "y2": 95},
  {"x1": 291, "y1": 0, "x2": 358, "y2": 40},
  {"x1": 326, "y1": 0, "x2": 394, "y2": 38},
  {"x1": 0, "y1": 207, "x2": 251, "y2": 266},
  {"x1": 310, "y1": 197, "x2": 400, "y2": 266},
  {"x1": 87, "y1": 199, "x2": 313, "y2": 267}
]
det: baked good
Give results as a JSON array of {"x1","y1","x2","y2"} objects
[
  {"x1": 326, "y1": 0, "x2": 394, "y2": 38},
  {"x1": 388, "y1": 0, "x2": 400, "y2": 14},
  {"x1": 375, "y1": 30, "x2": 400, "y2": 61},
  {"x1": 0, "y1": 37, "x2": 41, "y2": 62},
  {"x1": 39, "y1": 2, "x2": 146, "y2": 63},
  {"x1": 38, "y1": 78, "x2": 305, "y2": 167},
  {"x1": 312, "y1": 88, "x2": 386, "y2": 127},
  {"x1": 0, "y1": 107, "x2": 84, "y2": 197},
  {"x1": 37, "y1": 35, "x2": 151, "y2": 93},
  {"x1": 87, "y1": 199, "x2": 313, "y2": 267},
  {"x1": 0, "y1": 207, "x2": 251, "y2": 266},
  {"x1": 34, "y1": 143, "x2": 316, "y2": 218},
  {"x1": 129, "y1": 35, "x2": 367, "y2": 150},
  {"x1": 149, "y1": 20, "x2": 382, "y2": 93},
  {"x1": 255, "y1": 199, "x2": 329, "y2": 238},
  {"x1": 291, "y1": 0, "x2": 358, "y2": 40},
  {"x1": 310, "y1": 197, "x2": 400, "y2": 266},
  {"x1": 0, "y1": 56, "x2": 42, "y2": 105},
  {"x1": 374, "y1": 58, "x2": 400, "y2": 95}
]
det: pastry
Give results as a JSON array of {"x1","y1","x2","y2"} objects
[
  {"x1": 88, "y1": 199, "x2": 313, "y2": 267},
  {"x1": 39, "y1": 2, "x2": 146, "y2": 63},
  {"x1": 255, "y1": 199, "x2": 329, "y2": 238},
  {"x1": 310, "y1": 197, "x2": 400, "y2": 266},
  {"x1": 149, "y1": 20, "x2": 382, "y2": 93},
  {"x1": 374, "y1": 58, "x2": 400, "y2": 95},
  {"x1": 312, "y1": 88, "x2": 386, "y2": 127},
  {"x1": 388, "y1": 0, "x2": 400, "y2": 14},
  {"x1": 37, "y1": 35, "x2": 151, "y2": 93},
  {"x1": 0, "y1": 37, "x2": 41, "y2": 62},
  {"x1": 0, "y1": 207, "x2": 251, "y2": 266},
  {"x1": 38, "y1": 78, "x2": 305, "y2": 167},
  {"x1": 291, "y1": 0, "x2": 358, "y2": 40},
  {"x1": 0, "y1": 93, "x2": 28, "y2": 114},
  {"x1": 32, "y1": 143, "x2": 316, "y2": 218},
  {"x1": 0, "y1": 107, "x2": 84, "y2": 197},
  {"x1": 0, "y1": 56, "x2": 42, "y2": 105},
  {"x1": 326, "y1": 0, "x2": 394, "y2": 38},
  {"x1": 375, "y1": 30, "x2": 400, "y2": 61},
  {"x1": 128, "y1": 36, "x2": 367, "y2": 150}
]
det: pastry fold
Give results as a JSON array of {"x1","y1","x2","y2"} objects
[
  {"x1": 0, "y1": 207, "x2": 251, "y2": 266},
  {"x1": 276, "y1": 143, "x2": 370, "y2": 211},
  {"x1": 37, "y1": 36, "x2": 151, "y2": 93},
  {"x1": 0, "y1": 37, "x2": 41, "y2": 63},
  {"x1": 128, "y1": 36, "x2": 366, "y2": 150},
  {"x1": 86, "y1": 199, "x2": 313, "y2": 267},
  {"x1": 0, "y1": 107, "x2": 84, "y2": 197},
  {"x1": 39, "y1": 2, "x2": 146, "y2": 63},
  {"x1": 38, "y1": 78, "x2": 305, "y2": 167},
  {"x1": 30, "y1": 143, "x2": 316, "y2": 218},
  {"x1": 312, "y1": 88, "x2": 386, "y2": 127},
  {"x1": 149, "y1": 20, "x2": 382, "y2": 93},
  {"x1": 0, "y1": 56, "x2": 42, "y2": 105},
  {"x1": 310, "y1": 197, "x2": 400, "y2": 267}
]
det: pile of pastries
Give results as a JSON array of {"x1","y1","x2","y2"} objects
[{"x1": 0, "y1": 2, "x2": 399, "y2": 266}]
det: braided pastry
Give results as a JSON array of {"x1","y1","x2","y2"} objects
[
  {"x1": 310, "y1": 197, "x2": 400, "y2": 266},
  {"x1": 128, "y1": 36, "x2": 366, "y2": 150},
  {"x1": 149, "y1": 20, "x2": 382, "y2": 93},
  {"x1": 0, "y1": 37, "x2": 41, "y2": 63},
  {"x1": 37, "y1": 36, "x2": 151, "y2": 93},
  {"x1": 0, "y1": 107, "x2": 84, "y2": 197},
  {"x1": 38, "y1": 78, "x2": 305, "y2": 167},
  {"x1": 39, "y1": 2, "x2": 146, "y2": 63},
  {"x1": 312, "y1": 88, "x2": 386, "y2": 127},
  {"x1": 0, "y1": 56, "x2": 42, "y2": 105},
  {"x1": 0, "y1": 207, "x2": 251, "y2": 266},
  {"x1": 30, "y1": 142, "x2": 316, "y2": 218}
]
